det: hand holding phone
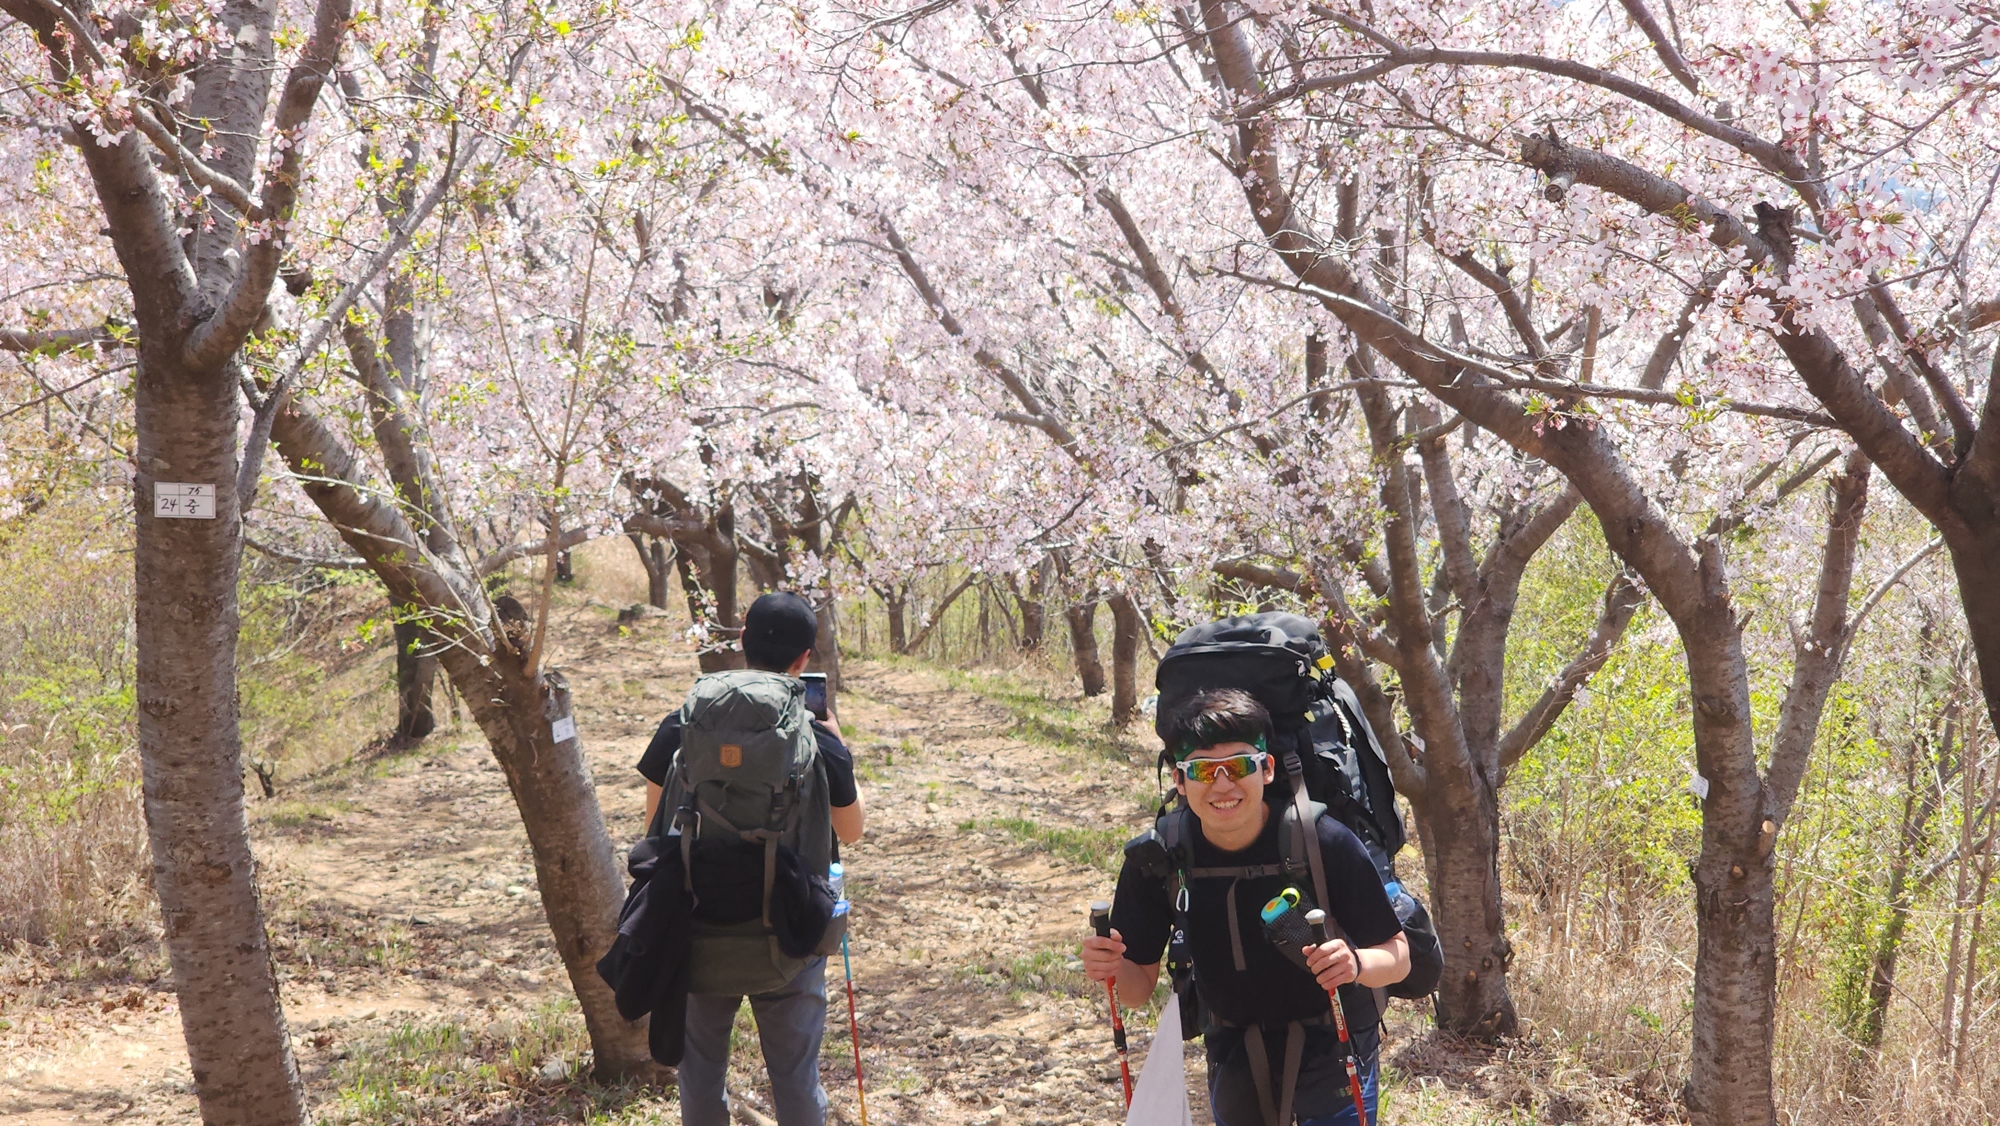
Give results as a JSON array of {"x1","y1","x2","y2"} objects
[{"x1": 802, "y1": 672, "x2": 829, "y2": 722}]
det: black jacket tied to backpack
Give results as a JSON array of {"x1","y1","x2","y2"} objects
[{"x1": 595, "y1": 810, "x2": 695, "y2": 1065}]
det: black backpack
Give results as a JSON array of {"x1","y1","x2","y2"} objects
[{"x1": 1148, "y1": 612, "x2": 1444, "y2": 1004}]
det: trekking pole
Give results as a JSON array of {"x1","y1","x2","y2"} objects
[
  {"x1": 1306, "y1": 909, "x2": 1370, "y2": 1126},
  {"x1": 831, "y1": 862, "x2": 868, "y2": 1126},
  {"x1": 839, "y1": 928, "x2": 869, "y2": 1126},
  {"x1": 1089, "y1": 900, "x2": 1135, "y2": 1106}
]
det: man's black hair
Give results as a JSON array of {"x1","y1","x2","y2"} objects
[
  {"x1": 1163, "y1": 688, "x2": 1272, "y2": 761},
  {"x1": 742, "y1": 591, "x2": 820, "y2": 671}
]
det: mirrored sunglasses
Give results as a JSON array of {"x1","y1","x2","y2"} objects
[{"x1": 1174, "y1": 751, "x2": 1270, "y2": 785}]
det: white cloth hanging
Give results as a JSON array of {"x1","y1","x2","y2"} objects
[{"x1": 1123, "y1": 999, "x2": 1193, "y2": 1126}]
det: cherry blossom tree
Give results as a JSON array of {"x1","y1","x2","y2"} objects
[{"x1": 0, "y1": 0, "x2": 354, "y2": 1119}]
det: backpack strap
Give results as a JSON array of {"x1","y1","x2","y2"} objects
[
  {"x1": 1241, "y1": 1021, "x2": 1306, "y2": 1126},
  {"x1": 1281, "y1": 733, "x2": 1333, "y2": 917}
]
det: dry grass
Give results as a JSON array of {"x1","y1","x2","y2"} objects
[{"x1": 0, "y1": 491, "x2": 149, "y2": 951}]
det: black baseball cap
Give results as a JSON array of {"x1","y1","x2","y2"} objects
[{"x1": 742, "y1": 592, "x2": 819, "y2": 670}]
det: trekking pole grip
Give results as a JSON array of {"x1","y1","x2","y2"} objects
[{"x1": 1088, "y1": 900, "x2": 1134, "y2": 1106}]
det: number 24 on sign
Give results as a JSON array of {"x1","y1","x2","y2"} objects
[{"x1": 155, "y1": 483, "x2": 216, "y2": 520}]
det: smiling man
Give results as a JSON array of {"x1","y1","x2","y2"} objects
[{"x1": 1081, "y1": 689, "x2": 1409, "y2": 1126}]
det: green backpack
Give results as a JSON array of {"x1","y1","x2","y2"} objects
[{"x1": 663, "y1": 669, "x2": 835, "y2": 995}]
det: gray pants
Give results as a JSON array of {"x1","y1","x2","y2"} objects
[{"x1": 679, "y1": 958, "x2": 829, "y2": 1126}]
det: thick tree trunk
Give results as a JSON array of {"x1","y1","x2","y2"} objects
[
  {"x1": 1413, "y1": 780, "x2": 1516, "y2": 1034},
  {"x1": 136, "y1": 349, "x2": 306, "y2": 1126},
  {"x1": 265, "y1": 392, "x2": 659, "y2": 1083},
  {"x1": 1068, "y1": 602, "x2": 1106, "y2": 697},
  {"x1": 443, "y1": 658, "x2": 656, "y2": 1078},
  {"x1": 1009, "y1": 567, "x2": 1048, "y2": 650},
  {"x1": 1949, "y1": 527, "x2": 2000, "y2": 763},
  {"x1": 884, "y1": 593, "x2": 909, "y2": 654},
  {"x1": 678, "y1": 540, "x2": 744, "y2": 673},
  {"x1": 1019, "y1": 596, "x2": 1046, "y2": 649},
  {"x1": 1108, "y1": 593, "x2": 1143, "y2": 725},
  {"x1": 393, "y1": 618, "x2": 437, "y2": 745}
]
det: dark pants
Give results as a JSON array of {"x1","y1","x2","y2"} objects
[
  {"x1": 679, "y1": 958, "x2": 829, "y2": 1126},
  {"x1": 1206, "y1": 1024, "x2": 1381, "y2": 1126}
]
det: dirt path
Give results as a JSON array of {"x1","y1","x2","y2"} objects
[
  {"x1": 0, "y1": 596, "x2": 1190, "y2": 1125},
  {"x1": 0, "y1": 588, "x2": 1657, "y2": 1125}
]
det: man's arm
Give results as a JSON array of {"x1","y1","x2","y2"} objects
[
  {"x1": 817, "y1": 707, "x2": 865, "y2": 843},
  {"x1": 831, "y1": 794, "x2": 864, "y2": 844},
  {"x1": 1305, "y1": 931, "x2": 1411, "y2": 992},
  {"x1": 644, "y1": 781, "x2": 662, "y2": 829}
]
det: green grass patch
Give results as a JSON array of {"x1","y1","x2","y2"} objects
[
  {"x1": 938, "y1": 666, "x2": 1132, "y2": 761},
  {"x1": 318, "y1": 997, "x2": 673, "y2": 1124},
  {"x1": 982, "y1": 817, "x2": 1125, "y2": 872},
  {"x1": 958, "y1": 945, "x2": 1090, "y2": 999}
]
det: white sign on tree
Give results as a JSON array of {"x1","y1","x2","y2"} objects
[{"x1": 154, "y1": 483, "x2": 216, "y2": 520}]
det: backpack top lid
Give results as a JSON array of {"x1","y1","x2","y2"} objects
[
  {"x1": 1155, "y1": 612, "x2": 1330, "y2": 740},
  {"x1": 677, "y1": 668, "x2": 815, "y2": 816}
]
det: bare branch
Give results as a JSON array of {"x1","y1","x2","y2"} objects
[
  {"x1": 1615, "y1": 0, "x2": 1703, "y2": 95},
  {"x1": 477, "y1": 527, "x2": 596, "y2": 577},
  {"x1": 1499, "y1": 567, "x2": 1645, "y2": 777},
  {"x1": 1766, "y1": 449, "x2": 1870, "y2": 828},
  {"x1": 183, "y1": 0, "x2": 355, "y2": 371}
]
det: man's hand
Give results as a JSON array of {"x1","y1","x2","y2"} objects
[
  {"x1": 1304, "y1": 937, "x2": 1358, "y2": 992},
  {"x1": 816, "y1": 704, "x2": 842, "y2": 736},
  {"x1": 1080, "y1": 928, "x2": 1127, "y2": 984}
]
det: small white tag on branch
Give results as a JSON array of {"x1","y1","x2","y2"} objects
[
  {"x1": 154, "y1": 482, "x2": 216, "y2": 519},
  {"x1": 551, "y1": 715, "x2": 577, "y2": 744},
  {"x1": 1688, "y1": 771, "x2": 1711, "y2": 800}
]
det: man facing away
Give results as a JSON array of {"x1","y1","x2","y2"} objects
[
  {"x1": 1081, "y1": 688, "x2": 1409, "y2": 1125},
  {"x1": 638, "y1": 592, "x2": 864, "y2": 1126}
]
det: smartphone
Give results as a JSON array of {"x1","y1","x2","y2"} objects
[{"x1": 801, "y1": 672, "x2": 829, "y2": 722}]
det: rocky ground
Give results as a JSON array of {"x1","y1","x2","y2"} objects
[{"x1": 0, "y1": 580, "x2": 1670, "y2": 1125}]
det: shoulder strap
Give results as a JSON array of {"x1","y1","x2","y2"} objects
[{"x1": 1283, "y1": 739, "x2": 1333, "y2": 920}]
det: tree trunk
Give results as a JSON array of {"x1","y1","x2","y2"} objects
[
  {"x1": 1010, "y1": 569, "x2": 1048, "y2": 650},
  {"x1": 265, "y1": 392, "x2": 661, "y2": 1083},
  {"x1": 1108, "y1": 593, "x2": 1143, "y2": 725},
  {"x1": 393, "y1": 618, "x2": 437, "y2": 745},
  {"x1": 884, "y1": 591, "x2": 909, "y2": 654},
  {"x1": 628, "y1": 533, "x2": 671, "y2": 610},
  {"x1": 1068, "y1": 602, "x2": 1106, "y2": 697},
  {"x1": 679, "y1": 538, "x2": 744, "y2": 674},
  {"x1": 137, "y1": 349, "x2": 306, "y2": 1125},
  {"x1": 1412, "y1": 779, "x2": 1516, "y2": 1034},
  {"x1": 1019, "y1": 596, "x2": 1046, "y2": 650},
  {"x1": 443, "y1": 658, "x2": 656, "y2": 1078},
  {"x1": 812, "y1": 594, "x2": 842, "y2": 714}
]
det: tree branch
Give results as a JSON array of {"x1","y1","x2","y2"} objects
[
  {"x1": 182, "y1": 0, "x2": 355, "y2": 371},
  {"x1": 1498, "y1": 567, "x2": 1645, "y2": 777},
  {"x1": 1765, "y1": 448, "x2": 1870, "y2": 829},
  {"x1": 1615, "y1": 0, "x2": 1703, "y2": 95}
]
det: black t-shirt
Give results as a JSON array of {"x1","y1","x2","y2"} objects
[
  {"x1": 1111, "y1": 802, "x2": 1402, "y2": 1032},
  {"x1": 636, "y1": 713, "x2": 858, "y2": 809}
]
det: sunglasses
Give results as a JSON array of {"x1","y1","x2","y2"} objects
[{"x1": 1174, "y1": 751, "x2": 1271, "y2": 785}]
